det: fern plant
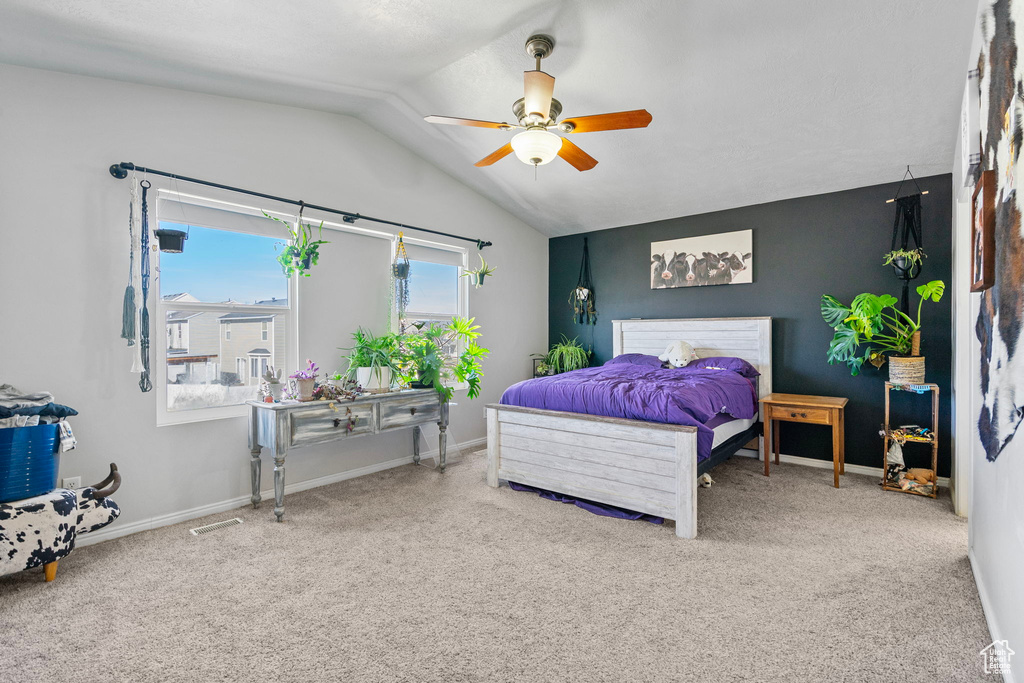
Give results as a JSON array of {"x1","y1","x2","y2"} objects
[{"x1": 545, "y1": 336, "x2": 590, "y2": 374}]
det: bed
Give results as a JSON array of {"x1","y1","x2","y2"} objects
[{"x1": 486, "y1": 317, "x2": 772, "y2": 539}]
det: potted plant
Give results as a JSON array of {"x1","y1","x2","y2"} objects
[
  {"x1": 262, "y1": 366, "x2": 284, "y2": 401},
  {"x1": 327, "y1": 372, "x2": 345, "y2": 389},
  {"x1": 544, "y1": 335, "x2": 591, "y2": 374},
  {"x1": 290, "y1": 359, "x2": 319, "y2": 401},
  {"x1": 883, "y1": 247, "x2": 926, "y2": 280},
  {"x1": 342, "y1": 329, "x2": 399, "y2": 393},
  {"x1": 820, "y1": 280, "x2": 945, "y2": 382},
  {"x1": 153, "y1": 227, "x2": 188, "y2": 253},
  {"x1": 396, "y1": 317, "x2": 489, "y2": 401},
  {"x1": 262, "y1": 211, "x2": 329, "y2": 278},
  {"x1": 462, "y1": 254, "x2": 496, "y2": 288}
]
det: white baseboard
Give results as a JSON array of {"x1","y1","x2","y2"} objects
[
  {"x1": 78, "y1": 436, "x2": 486, "y2": 548},
  {"x1": 736, "y1": 448, "x2": 951, "y2": 488},
  {"x1": 969, "y1": 549, "x2": 1015, "y2": 683}
]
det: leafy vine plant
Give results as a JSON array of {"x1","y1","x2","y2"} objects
[
  {"x1": 262, "y1": 211, "x2": 329, "y2": 278},
  {"x1": 820, "y1": 280, "x2": 945, "y2": 376}
]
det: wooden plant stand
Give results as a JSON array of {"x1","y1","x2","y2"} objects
[{"x1": 882, "y1": 382, "x2": 939, "y2": 498}]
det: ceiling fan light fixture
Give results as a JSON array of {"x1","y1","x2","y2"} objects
[{"x1": 510, "y1": 129, "x2": 561, "y2": 166}]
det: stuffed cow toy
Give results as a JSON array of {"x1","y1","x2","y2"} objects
[{"x1": 0, "y1": 464, "x2": 121, "y2": 582}]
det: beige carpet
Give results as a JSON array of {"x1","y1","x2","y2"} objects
[{"x1": 0, "y1": 451, "x2": 991, "y2": 682}]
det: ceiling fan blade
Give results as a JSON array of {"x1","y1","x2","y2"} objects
[
  {"x1": 557, "y1": 137, "x2": 598, "y2": 171},
  {"x1": 523, "y1": 70, "x2": 556, "y2": 120},
  {"x1": 424, "y1": 115, "x2": 512, "y2": 130},
  {"x1": 474, "y1": 143, "x2": 514, "y2": 167},
  {"x1": 561, "y1": 109, "x2": 653, "y2": 133}
]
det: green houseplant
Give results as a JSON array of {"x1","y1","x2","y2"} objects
[
  {"x1": 262, "y1": 211, "x2": 329, "y2": 278},
  {"x1": 882, "y1": 247, "x2": 926, "y2": 280},
  {"x1": 462, "y1": 254, "x2": 496, "y2": 288},
  {"x1": 821, "y1": 280, "x2": 945, "y2": 382},
  {"x1": 341, "y1": 329, "x2": 400, "y2": 393},
  {"x1": 397, "y1": 317, "x2": 489, "y2": 401},
  {"x1": 544, "y1": 335, "x2": 591, "y2": 374}
]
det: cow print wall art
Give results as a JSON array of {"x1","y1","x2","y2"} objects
[
  {"x1": 976, "y1": 0, "x2": 1024, "y2": 461},
  {"x1": 651, "y1": 229, "x2": 753, "y2": 289}
]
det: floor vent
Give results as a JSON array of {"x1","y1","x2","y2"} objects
[{"x1": 190, "y1": 518, "x2": 243, "y2": 536}]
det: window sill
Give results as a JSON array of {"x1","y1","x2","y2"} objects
[{"x1": 157, "y1": 403, "x2": 249, "y2": 427}]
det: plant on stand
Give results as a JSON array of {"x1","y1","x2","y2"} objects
[
  {"x1": 342, "y1": 329, "x2": 400, "y2": 394},
  {"x1": 397, "y1": 317, "x2": 489, "y2": 401},
  {"x1": 820, "y1": 280, "x2": 945, "y2": 382},
  {"x1": 290, "y1": 359, "x2": 319, "y2": 402},
  {"x1": 543, "y1": 335, "x2": 591, "y2": 374}
]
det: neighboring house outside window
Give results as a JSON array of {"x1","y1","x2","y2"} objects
[{"x1": 155, "y1": 193, "x2": 295, "y2": 425}]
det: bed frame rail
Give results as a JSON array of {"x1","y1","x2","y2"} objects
[{"x1": 487, "y1": 404, "x2": 699, "y2": 538}]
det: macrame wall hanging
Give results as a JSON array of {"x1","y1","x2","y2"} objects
[
  {"x1": 887, "y1": 167, "x2": 926, "y2": 315},
  {"x1": 138, "y1": 179, "x2": 153, "y2": 392},
  {"x1": 120, "y1": 176, "x2": 137, "y2": 346},
  {"x1": 570, "y1": 237, "x2": 597, "y2": 325},
  {"x1": 392, "y1": 232, "x2": 411, "y2": 319}
]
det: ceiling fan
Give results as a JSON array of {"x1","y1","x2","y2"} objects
[{"x1": 424, "y1": 34, "x2": 652, "y2": 172}]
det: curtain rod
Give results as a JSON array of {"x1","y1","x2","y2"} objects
[{"x1": 108, "y1": 161, "x2": 492, "y2": 249}]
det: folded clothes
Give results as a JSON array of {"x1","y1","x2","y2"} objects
[
  {"x1": 0, "y1": 415, "x2": 41, "y2": 428},
  {"x1": 0, "y1": 403, "x2": 78, "y2": 419},
  {"x1": 0, "y1": 383, "x2": 54, "y2": 409}
]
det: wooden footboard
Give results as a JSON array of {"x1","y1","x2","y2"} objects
[{"x1": 486, "y1": 404, "x2": 699, "y2": 539}]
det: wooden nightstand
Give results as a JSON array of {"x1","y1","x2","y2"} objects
[{"x1": 759, "y1": 393, "x2": 849, "y2": 487}]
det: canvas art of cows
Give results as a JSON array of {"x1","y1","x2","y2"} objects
[{"x1": 651, "y1": 229, "x2": 753, "y2": 289}]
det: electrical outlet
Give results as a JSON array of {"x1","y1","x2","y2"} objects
[{"x1": 62, "y1": 476, "x2": 81, "y2": 490}]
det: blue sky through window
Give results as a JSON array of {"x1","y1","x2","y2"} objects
[
  {"x1": 158, "y1": 222, "x2": 287, "y2": 303},
  {"x1": 407, "y1": 260, "x2": 459, "y2": 315}
]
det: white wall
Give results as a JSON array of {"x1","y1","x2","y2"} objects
[
  {"x1": 0, "y1": 64, "x2": 548, "y2": 534},
  {"x1": 953, "y1": 2, "x2": 1024, "y2": 677}
]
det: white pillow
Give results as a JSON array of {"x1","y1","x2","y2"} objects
[{"x1": 658, "y1": 341, "x2": 698, "y2": 368}]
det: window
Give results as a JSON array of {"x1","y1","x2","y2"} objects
[
  {"x1": 395, "y1": 240, "x2": 469, "y2": 384},
  {"x1": 156, "y1": 193, "x2": 296, "y2": 424}
]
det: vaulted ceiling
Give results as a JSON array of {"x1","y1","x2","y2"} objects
[{"x1": 0, "y1": 0, "x2": 979, "y2": 236}]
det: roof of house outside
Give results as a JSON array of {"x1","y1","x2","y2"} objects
[
  {"x1": 247, "y1": 348, "x2": 271, "y2": 355},
  {"x1": 219, "y1": 313, "x2": 276, "y2": 322}
]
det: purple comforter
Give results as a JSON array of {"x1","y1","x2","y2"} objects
[{"x1": 500, "y1": 364, "x2": 758, "y2": 462}]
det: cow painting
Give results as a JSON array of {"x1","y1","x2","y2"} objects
[{"x1": 650, "y1": 230, "x2": 754, "y2": 289}]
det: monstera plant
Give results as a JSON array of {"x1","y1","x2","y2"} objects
[
  {"x1": 820, "y1": 280, "x2": 945, "y2": 376},
  {"x1": 397, "y1": 317, "x2": 489, "y2": 401}
]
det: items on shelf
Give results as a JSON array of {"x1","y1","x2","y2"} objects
[{"x1": 882, "y1": 382, "x2": 939, "y2": 498}]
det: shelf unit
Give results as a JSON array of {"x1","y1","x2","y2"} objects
[{"x1": 882, "y1": 382, "x2": 939, "y2": 498}]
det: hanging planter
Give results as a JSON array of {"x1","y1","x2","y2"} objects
[
  {"x1": 883, "y1": 248, "x2": 925, "y2": 281},
  {"x1": 571, "y1": 237, "x2": 597, "y2": 325},
  {"x1": 263, "y1": 202, "x2": 329, "y2": 278},
  {"x1": 393, "y1": 233, "x2": 411, "y2": 319},
  {"x1": 462, "y1": 254, "x2": 496, "y2": 289},
  {"x1": 154, "y1": 228, "x2": 188, "y2": 253}
]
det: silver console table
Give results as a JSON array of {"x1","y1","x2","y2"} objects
[{"x1": 247, "y1": 389, "x2": 449, "y2": 522}]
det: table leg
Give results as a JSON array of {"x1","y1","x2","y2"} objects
[
  {"x1": 273, "y1": 454, "x2": 286, "y2": 522},
  {"x1": 250, "y1": 446, "x2": 262, "y2": 508},
  {"x1": 773, "y1": 419, "x2": 780, "y2": 465},
  {"x1": 839, "y1": 410, "x2": 845, "y2": 475},
  {"x1": 831, "y1": 416, "x2": 841, "y2": 488},
  {"x1": 412, "y1": 425, "x2": 421, "y2": 465},
  {"x1": 763, "y1": 417, "x2": 772, "y2": 477},
  {"x1": 438, "y1": 400, "x2": 450, "y2": 473}
]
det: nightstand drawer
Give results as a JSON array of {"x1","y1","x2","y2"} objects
[{"x1": 770, "y1": 405, "x2": 832, "y2": 425}]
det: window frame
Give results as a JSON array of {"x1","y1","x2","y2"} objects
[
  {"x1": 154, "y1": 194, "x2": 298, "y2": 426},
  {"x1": 391, "y1": 236, "x2": 470, "y2": 392}
]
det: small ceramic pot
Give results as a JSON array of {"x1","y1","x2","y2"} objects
[
  {"x1": 295, "y1": 378, "x2": 315, "y2": 401},
  {"x1": 267, "y1": 383, "x2": 284, "y2": 401}
]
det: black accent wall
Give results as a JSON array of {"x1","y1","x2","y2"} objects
[{"x1": 549, "y1": 174, "x2": 953, "y2": 476}]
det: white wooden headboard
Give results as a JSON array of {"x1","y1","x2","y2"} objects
[{"x1": 611, "y1": 317, "x2": 773, "y2": 400}]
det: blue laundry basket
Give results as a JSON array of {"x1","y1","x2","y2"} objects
[{"x1": 0, "y1": 423, "x2": 61, "y2": 504}]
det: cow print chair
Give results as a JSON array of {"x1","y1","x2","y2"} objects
[{"x1": 0, "y1": 464, "x2": 120, "y2": 582}]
